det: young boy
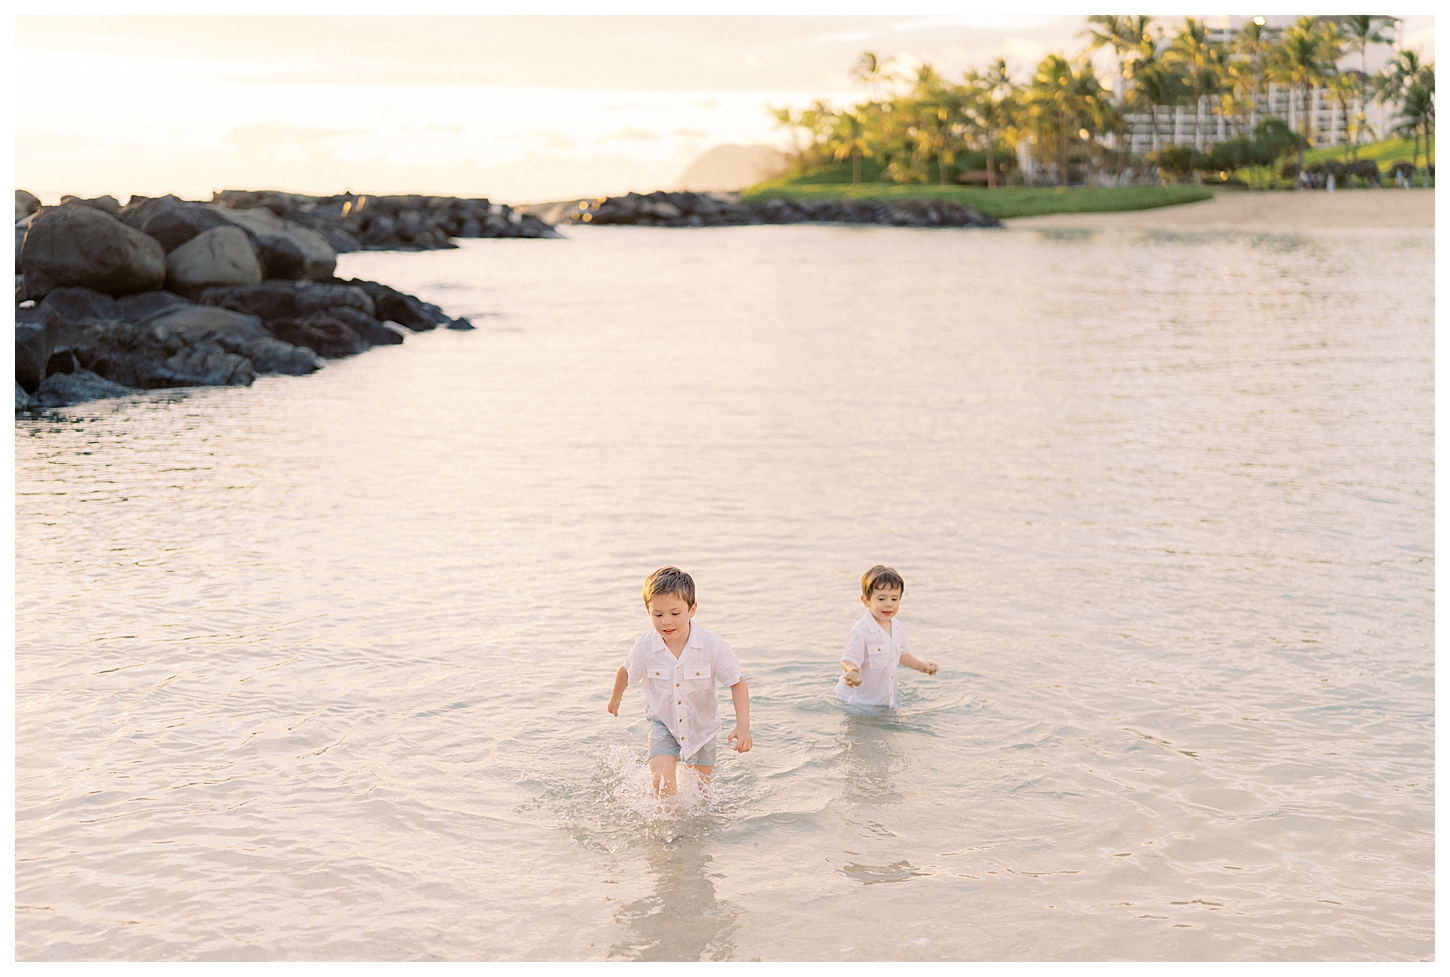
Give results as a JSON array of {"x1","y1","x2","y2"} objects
[
  {"x1": 837, "y1": 564, "x2": 937, "y2": 708},
  {"x1": 607, "y1": 566, "x2": 752, "y2": 798}
]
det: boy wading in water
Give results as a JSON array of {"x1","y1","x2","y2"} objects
[
  {"x1": 608, "y1": 567, "x2": 752, "y2": 798},
  {"x1": 837, "y1": 565, "x2": 938, "y2": 708}
]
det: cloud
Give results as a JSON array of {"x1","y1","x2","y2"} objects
[{"x1": 609, "y1": 126, "x2": 661, "y2": 142}]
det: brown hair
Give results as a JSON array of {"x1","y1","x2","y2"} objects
[
  {"x1": 643, "y1": 566, "x2": 696, "y2": 608},
  {"x1": 861, "y1": 564, "x2": 905, "y2": 597}
]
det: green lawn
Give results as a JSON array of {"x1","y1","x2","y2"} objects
[
  {"x1": 739, "y1": 180, "x2": 1215, "y2": 219},
  {"x1": 1302, "y1": 135, "x2": 1434, "y2": 171}
]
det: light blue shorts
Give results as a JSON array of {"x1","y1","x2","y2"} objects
[{"x1": 647, "y1": 717, "x2": 718, "y2": 768}]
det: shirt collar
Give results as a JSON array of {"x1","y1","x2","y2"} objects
[
  {"x1": 649, "y1": 623, "x2": 702, "y2": 655},
  {"x1": 861, "y1": 611, "x2": 890, "y2": 637}
]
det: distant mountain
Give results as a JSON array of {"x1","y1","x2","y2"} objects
[{"x1": 676, "y1": 145, "x2": 789, "y2": 192}]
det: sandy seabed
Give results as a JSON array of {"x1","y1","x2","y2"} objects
[{"x1": 1009, "y1": 187, "x2": 1434, "y2": 231}]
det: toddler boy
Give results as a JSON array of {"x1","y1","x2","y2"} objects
[
  {"x1": 837, "y1": 564, "x2": 937, "y2": 708},
  {"x1": 608, "y1": 566, "x2": 752, "y2": 797}
]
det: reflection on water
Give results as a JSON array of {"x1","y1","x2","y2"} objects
[
  {"x1": 15, "y1": 224, "x2": 1433, "y2": 960},
  {"x1": 611, "y1": 830, "x2": 736, "y2": 962}
]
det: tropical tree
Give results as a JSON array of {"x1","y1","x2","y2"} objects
[
  {"x1": 1338, "y1": 15, "x2": 1398, "y2": 157},
  {"x1": 1165, "y1": 17, "x2": 1225, "y2": 181},
  {"x1": 963, "y1": 59, "x2": 1018, "y2": 188},
  {"x1": 1393, "y1": 63, "x2": 1435, "y2": 186},
  {"x1": 1267, "y1": 16, "x2": 1343, "y2": 184},
  {"x1": 1125, "y1": 49, "x2": 1185, "y2": 159}
]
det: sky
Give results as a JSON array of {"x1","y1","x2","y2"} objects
[{"x1": 11, "y1": 6, "x2": 1438, "y2": 205}]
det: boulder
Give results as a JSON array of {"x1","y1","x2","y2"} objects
[
  {"x1": 19, "y1": 203, "x2": 167, "y2": 298},
  {"x1": 15, "y1": 189, "x2": 41, "y2": 221},
  {"x1": 334, "y1": 277, "x2": 449, "y2": 331},
  {"x1": 37, "y1": 286, "x2": 122, "y2": 347},
  {"x1": 72, "y1": 319, "x2": 256, "y2": 389},
  {"x1": 447, "y1": 316, "x2": 475, "y2": 331},
  {"x1": 266, "y1": 310, "x2": 368, "y2": 358},
  {"x1": 165, "y1": 225, "x2": 264, "y2": 299},
  {"x1": 33, "y1": 368, "x2": 135, "y2": 408},
  {"x1": 293, "y1": 281, "x2": 374, "y2": 317},
  {"x1": 15, "y1": 310, "x2": 59, "y2": 393},
  {"x1": 16, "y1": 380, "x2": 34, "y2": 410},
  {"x1": 59, "y1": 194, "x2": 122, "y2": 217},
  {"x1": 47, "y1": 348, "x2": 79, "y2": 376},
  {"x1": 198, "y1": 280, "x2": 375, "y2": 321},
  {"x1": 116, "y1": 289, "x2": 194, "y2": 321},
  {"x1": 310, "y1": 223, "x2": 363, "y2": 253},
  {"x1": 16, "y1": 214, "x2": 36, "y2": 271},
  {"x1": 141, "y1": 305, "x2": 323, "y2": 375},
  {"x1": 15, "y1": 273, "x2": 26, "y2": 302},
  {"x1": 324, "y1": 305, "x2": 405, "y2": 346},
  {"x1": 256, "y1": 233, "x2": 307, "y2": 280},
  {"x1": 208, "y1": 206, "x2": 336, "y2": 280},
  {"x1": 120, "y1": 195, "x2": 236, "y2": 253}
]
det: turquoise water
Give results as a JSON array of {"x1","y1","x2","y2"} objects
[{"x1": 14, "y1": 222, "x2": 1434, "y2": 960}]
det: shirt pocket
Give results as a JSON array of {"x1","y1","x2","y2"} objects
[
  {"x1": 680, "y1": 671, "x2": 714, "y2": 703},
  {"x1": 866, "y1": 644, "x2": 889, "y2": 667}
]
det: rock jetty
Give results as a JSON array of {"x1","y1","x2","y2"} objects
[
  {"x1": 15, "y1": 188, "x2": 506, "y2": 410},
  {"x1": 570, "y1": 190, "x2": 1001, "y2": 229}
]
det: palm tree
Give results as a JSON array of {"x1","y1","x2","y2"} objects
[
  {"x1": 1125, "y1": 52, "x2": 1185, "y2": 161},
  {"x1": 1339, "y1": 16, "x2": 1398, "y2": 158},
  {"x1": 1394, "y1": 64, "x2": 1435, "y2": 186},
  {"x1": 1232, "y1": 17, "x2": 1278, "y2": 135},
  {"x1": 964, "y1": 59, "x2": 1018, "y2": 188},
  {"x1": 1166, "y1": 18, "x2": 1225, "y2": 182},
  {"x1": 1268, "y1": 16, "x2": 1342, "y2": 186},
  {"x1": 1083, "y1": 15, "x2": 1153, "y2": 177}
]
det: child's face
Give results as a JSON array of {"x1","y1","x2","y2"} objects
[
  {"x1": 647, "y1": 593, "x2": 696, "y2": 642},
  {"x1": 862, "y1": 585, "x2": 902, "y2": 623}
]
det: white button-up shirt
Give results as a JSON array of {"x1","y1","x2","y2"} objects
[
  {"x1": 623, "y1": 624, "x2": 743, "y2": 760},
  {"x1": 836, "y1": 612, "x2": 909, "y2": 707}
]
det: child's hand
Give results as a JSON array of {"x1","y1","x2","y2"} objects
[
  {"x1": 607, "y1": 696, "x2": 621, "y2": 716},
  {"x1": 922, "y1": 662, "x2": 938, "y2": 676},
  {"x1": 844, "y1": 666, "x2": 862, "y2": 687},
  {"x1": 729, "y1": 727, "x2": 752, "y2": 753}
]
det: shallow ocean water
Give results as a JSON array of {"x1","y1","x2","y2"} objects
[{"x1": 14, "y1": 221, "x2": 1434, "y2": 960}]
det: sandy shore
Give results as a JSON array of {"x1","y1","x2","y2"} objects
[{"x1": 1009, "y1": 187, "x2": 1434, "y2": 231}]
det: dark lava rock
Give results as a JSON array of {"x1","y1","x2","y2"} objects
[
  {"x1": 571, "y1": 190, "x2": 1001, "y2": 229},
  {"x1": 140, "y1": 305, "x2": 323, "y2": 376},
  {"x1": 116, "y1": 289, "x2": 194, "y2": 321},
  {"x1": 257, "y1": 233, "x2": 308, "y2": 280},
  {"x1": 266, "y1": 311, "x2": 368, "y2": 358},
  {"x1": 15, "y1": 311, "x2": 59, "y2": 394},
  {"x1": 325, "y1": 305, "x2": 405, "y2": 346},
  {"x1": 72, "y1": 319, "x2": 255, "y2": 389},
  {"x1": 32, "y1": 368, "x2": 136, "y2": 407}
]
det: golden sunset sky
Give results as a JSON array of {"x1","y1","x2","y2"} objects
[{"x1": 12, "y1": 4, "x2": 1437, "y2": 205}]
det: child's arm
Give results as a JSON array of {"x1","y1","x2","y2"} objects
[
  {"x1": 726, "y1": 678, "x2": 752, "y2": 752},
  {"x1": 841, "y1": 660, "x2": 863, "y2": 686},
  {"x1": 607, "y1": 665, "x2": 629, "y2": 715},
  {"x1": 899, "y1": 652, "x2": 938, "y2": 676}
]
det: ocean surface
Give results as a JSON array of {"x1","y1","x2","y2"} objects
[{"x1": 14, "y1": 220, "x2": 1434, "y2": 961}]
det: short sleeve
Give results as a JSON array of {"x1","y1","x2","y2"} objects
[
  {"x1": 841, "y1": 625, "x2": 867, "y2": 667},
  {"x1": 622, "y1": 639, "x2": 647, "y2": 685},
  {"x1": 713, "y1": 640, "x2": 743, "y2": 687}
]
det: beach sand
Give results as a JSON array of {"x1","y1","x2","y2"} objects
[{"x1": 1009, "y1": 187, "x2": 1434, "y2": 232}]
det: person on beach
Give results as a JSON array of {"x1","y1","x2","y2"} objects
[
  {"x1": 837, "y1": 564, "x2": 938, "y2": 708},
  {"x1": 607, "y1": 566, "x2": 752, "y2": 798}
]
